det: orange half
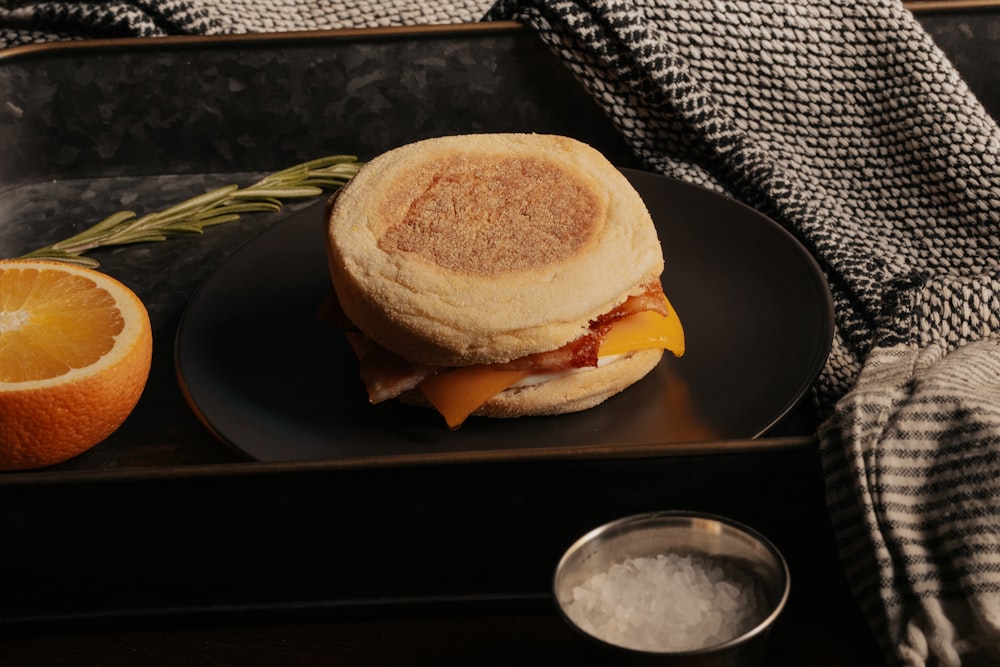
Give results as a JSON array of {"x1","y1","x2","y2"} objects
[{"x1": 0, "y1": 260, "x2": 153, "y2": 471}]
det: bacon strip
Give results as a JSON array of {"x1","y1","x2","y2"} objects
[
  {"x1": 493, "y1": 334, "x2": 600, "y2": 372},
  {"x1": 593, "y1": 282, "x2": 669, "y2": 324},
  {"x1": 496, "y1": 282, "x2": 667, "y2": 372}
]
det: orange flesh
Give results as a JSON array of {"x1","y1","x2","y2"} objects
[{"x1": 0, "y1": 268, "x2": 124, "y2": 382}]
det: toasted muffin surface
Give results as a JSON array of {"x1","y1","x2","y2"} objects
[
  {"x1": 379, "y1": 154, "x2": 599, "y2": 276},
  {"x1": 327, "y1": 133, "x2": 663, "y2": 366}
]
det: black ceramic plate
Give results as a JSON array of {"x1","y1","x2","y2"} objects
[{"x1": 175, "y1": 169, "x2": 833, "y2": 464}]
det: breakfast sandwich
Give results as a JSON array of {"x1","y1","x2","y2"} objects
[{"x1": 324, "y1": 133, "x2": 684, "y2": 428}]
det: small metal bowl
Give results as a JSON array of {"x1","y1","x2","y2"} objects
[{"x1": 554, "y1": 511, "x2": 790, "y2": 666}]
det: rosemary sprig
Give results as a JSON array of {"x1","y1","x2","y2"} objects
[{"x1": 18, "y1": 155, "x2": 364, "y2": 268}]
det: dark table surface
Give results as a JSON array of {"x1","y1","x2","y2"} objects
[
  {"x1": 3, "y1": 596, "x2": 887, "y2": 666},
  {"x1": 2, "y1": 6, "x2": 996, "y2": 665}
]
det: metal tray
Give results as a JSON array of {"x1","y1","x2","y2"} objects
[
  {"x1": 1, "y1": 21, "x2": 651, "y2": 472},
  {"x1": 0, "y1": 10, "x2": 996, "y2": 631}
]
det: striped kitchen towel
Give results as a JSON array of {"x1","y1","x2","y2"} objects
[
  {"x1": 0, "y1": 0, "x2": 488, "y2": 48},
  {"x1": 483, "y1": 0, "x2": 1000, "y2": 664}
]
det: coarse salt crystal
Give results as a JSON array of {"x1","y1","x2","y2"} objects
[{"x1": 563, "y1": 551, "x2": 767, "y2": 652}]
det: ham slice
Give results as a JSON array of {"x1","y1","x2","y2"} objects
[{"x1": 343, "y1": 332, "x2": 438, "y2": 404}]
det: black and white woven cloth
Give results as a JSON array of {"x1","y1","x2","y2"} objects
[
  {"x1": 480, "y1": 3, "x2": 1000, "y2": 665},
  {"x1": 482, "y1": 3, "x2": 1000, "y2": 663},
  {"x1": 3, "y1": 1, "x2": 999, "y2": 665},
  {"x1": 0, "y1": 0, "x2": 487, "y2": 48}
]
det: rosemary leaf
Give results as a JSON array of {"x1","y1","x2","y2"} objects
[
  {"x1": 42, "y1": 211, "x2": 138, "y2": 253},
  {"x1": 115, "y1": 234, "x2": 171, "y2": 244},
  {"x1": 15, "y1": 155, "x2": 363, "y2": 267},
  {"x1": 191, "y1": 214, "x2": 243, "y2": 228},
  {"x1": 188, "y1": 202, "x2": 284, "y2": 218},
  {"x1": 205, "y1": 198, "x2": 285, "y2": 211},
  {"x1": 27, "y1": 253, "x2": 103, "y2": 269},
  {"x1": 230, "y1": 187, "x2": 325, "y2": 199},
  {"x1": 153, "y1": 223, "x2": 211, "y2": 235},
  {"x1": 157, "y1": 185, "x2": 240, "y2": 216},
  {"x1": 72, "y1": 210, "x2": 138, "y2": 237}
]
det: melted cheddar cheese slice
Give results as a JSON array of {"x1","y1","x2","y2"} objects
[
  {"x1": 598, "y1": 292, "x2": 685, "y2": 358},
  {"x1": 418, "y1": 366, "x2": 533, "y2": 430},
  {"x1": 419, "y1": 295, "x2": 684, "y2": 429}
]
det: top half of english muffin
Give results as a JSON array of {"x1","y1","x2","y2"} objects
[{"x1": 325, "y1": 133, "x2": 664, "y2": 367}]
